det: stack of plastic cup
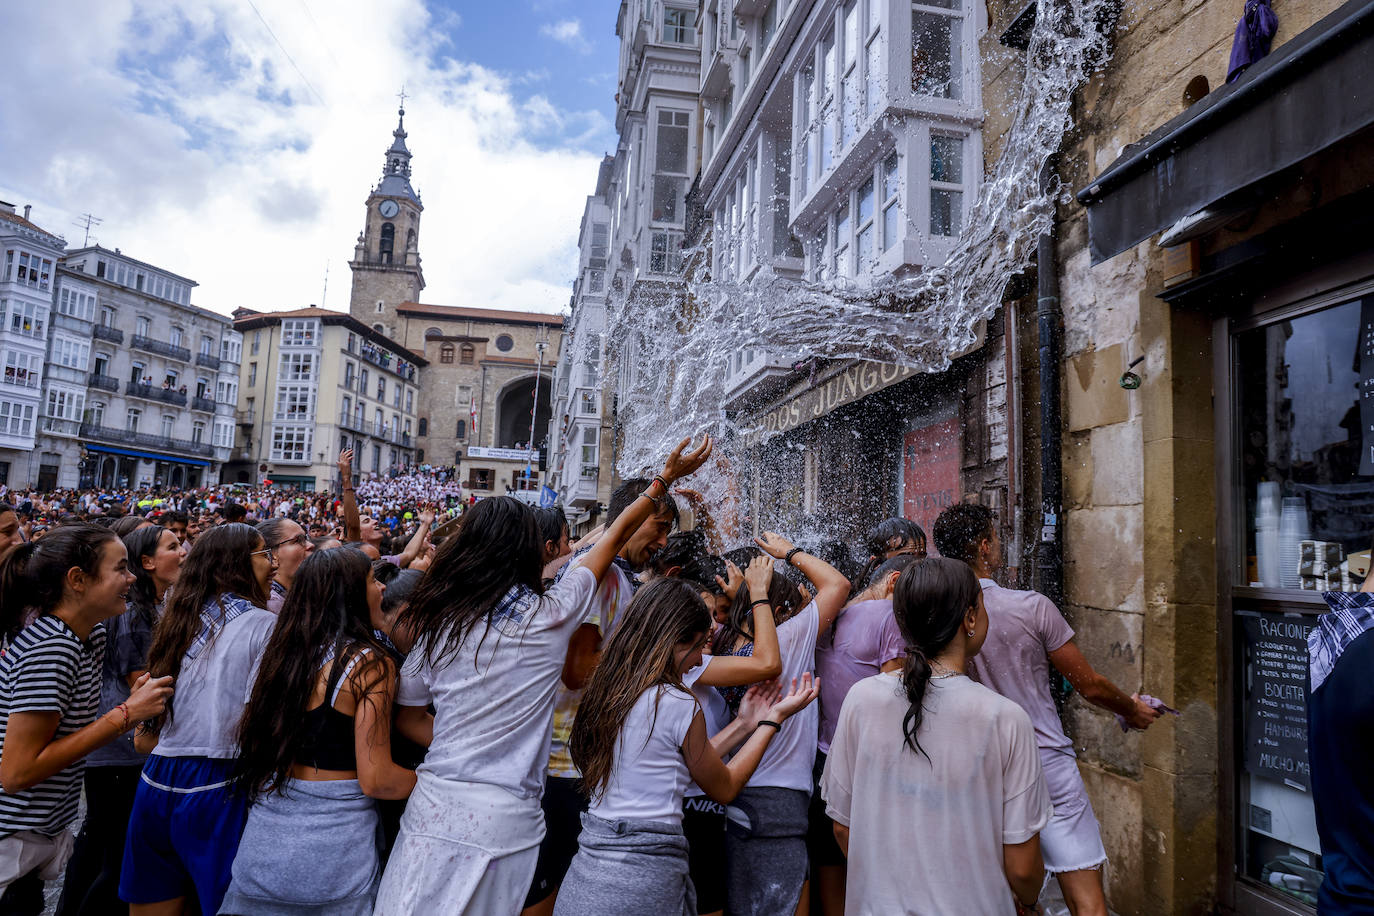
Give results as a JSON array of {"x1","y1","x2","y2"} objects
[
  {"x1": 1256, "y1": 482, "x2": 1281, "y2": 587},
  {"x1": 1278, "y1": 496, "x2": 1310, "y2": 589}
]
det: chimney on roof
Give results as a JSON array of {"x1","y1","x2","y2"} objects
[{"x1": 22, "y1": 205, "x2": 31, "y2": 221}]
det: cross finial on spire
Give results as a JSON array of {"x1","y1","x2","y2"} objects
[{"x1": 397, "y1": 85, "x2": 408, "y2": 115}]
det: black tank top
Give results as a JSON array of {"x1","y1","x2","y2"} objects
[{"x1": 296, "y1": 650, "x2": 366, "y2": 771}]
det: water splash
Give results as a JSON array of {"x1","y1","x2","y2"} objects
[{"x1": 589, "y1": 0, "x2": 1117, "y2": 509}]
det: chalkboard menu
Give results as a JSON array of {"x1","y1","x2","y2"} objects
[
  {"x1": 1360, "y1": 297, "x2": 1374, "y2": 477},
  {"x1": 1241, "y1": 612, "x2": 1314, "y2": 789}
]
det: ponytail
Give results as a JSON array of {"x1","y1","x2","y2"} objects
[
  {"x1": 0, "y1": 526, "x2": 119, "y2": 641},
  {"x1": 891, "y1": 557, "x2": 980, "y2": 757}
]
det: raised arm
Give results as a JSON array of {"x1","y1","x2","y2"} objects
[
  {"x1": 755, "y1": 532, "x2": 850, "y2": 636},
  {"x1": 1048, "y1": 639, "x2": 1160, "y2": 729},
  {"x1": 695, "y1": 556, "x2": 782, "y2": 687},
  {"x1": 578, "y1": 436, "x2": 713, "y2": 584},
  {"x1": 338, "y1": 449, "x2": 361, "y2": 543},
  {"x1": 392, "y1": 508, "x2": 435, "y2": 569}
]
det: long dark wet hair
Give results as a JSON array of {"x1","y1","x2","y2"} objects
[
  {"x1": 122, "y1": 525, "x2": 168, "y2": 628},
  {"x1": 891, "y1": 557, "x2": 980, "y2": 757},
  {"x1": 571, "y1": 578, "x2": 708, "y2": 800},
  {"x1": 399, "y1": 496, "x2": 544, "y2": 666},
  {"x1": 855, "y1": 517, "x2": 927, "y2": 596},
  {"x1": 0, "y1": 525, "x2": 118, "y2": 641},
  {"x1": 236, "y1": 548, "x2": 391, "y2": 798},
  {"x1": 145, "y1": 523, "x2": 268, "y2": 724}
]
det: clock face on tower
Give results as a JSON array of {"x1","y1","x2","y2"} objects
[{"x1": 379, "y1": 199, "x2": 400, "y2": 219}]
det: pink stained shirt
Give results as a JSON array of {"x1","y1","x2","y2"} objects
[
  {"x1": 967, "y1": 578, "x2": 1076, "y2": 755},
  {"x1": 815, "y1": 598, "x2": 908, "y2": 754}
]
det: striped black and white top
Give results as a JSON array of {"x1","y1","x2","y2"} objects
[{"x1": 0, "y1": 616, "x2": 105, "y2": 837}]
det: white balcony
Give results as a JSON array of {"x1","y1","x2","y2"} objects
[{"x1": 723, "y1": 348, "x2": 793, "y2": 409}]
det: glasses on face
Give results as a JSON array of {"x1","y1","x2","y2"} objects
[
  {"x1": 250, "y1": 546, "x2": 276, "y2": 563},
  {"x1": 271, "y1": 533, "x2": 309, "y2": 550}
]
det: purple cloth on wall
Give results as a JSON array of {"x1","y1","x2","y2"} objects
[{"x1": 1227, "y1": 0, "x2": 1279, "y2": 83}]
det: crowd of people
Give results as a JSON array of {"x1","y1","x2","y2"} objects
[{"x1": 0, "y1": 430, "x2": 1363, "y2": 914}]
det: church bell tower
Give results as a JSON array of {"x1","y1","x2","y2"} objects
[{"x1": 349, "y1": 97, "x2": 425, "y2": 337}]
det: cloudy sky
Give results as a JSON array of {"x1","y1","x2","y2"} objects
[{"x1": 0, "y1": 0, "x2": 620, "y2": 317}]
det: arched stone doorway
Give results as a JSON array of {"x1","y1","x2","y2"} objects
[{"x1": 495, "y1": 375, "x2": 553, "y2": 449}]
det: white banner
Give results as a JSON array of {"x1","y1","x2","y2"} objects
[{"x1": 466, "y1": 447, "x2": 538, "y2": 461}]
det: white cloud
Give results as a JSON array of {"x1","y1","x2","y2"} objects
[
  {"x1": 0, "y1": 0, "x2": 603, "y2": 317},
  {"x1": 540, "y1": 19, "x2": 591, "y2": 53}
]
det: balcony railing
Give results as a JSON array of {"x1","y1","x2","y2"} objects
[
  {"x1": 131, "y1": 335, "x2": 191, "y2": 362},
  {"x1": 88, "y1": 373, "x2": 120, "y2": 392},
  {"x1": 339, "y1": 410, "x2": 367, "y2": 433},
  {"x1": 356, "y1": 343, "x2": 419, "y2": 381},
  {"x1": 195, "y1": 352, "x2": 222, "y2": 370},
  {"x1": 580, "y1": 464, "x2": 599, "y2": 479},
  {"x1": 234, "y1": 408, "x2": 254, "y2": 424},
  {"x1": 125, "y1": 382, "x2": 188, "y2": 406},
  {"x1": 191, "y1": 396, "x2": 216, "y2": 412},
  {"x1": 79, "y1": 423, "x2": 215, "y2": 457},
  {"x1": 91, "y1": 325, "x2": 123, "y2": 344}
]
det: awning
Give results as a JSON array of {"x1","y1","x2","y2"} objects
[
  {"x1": 1076, "y1": 0, "x2": 1374, "y2": 264},
  {"x1": 86, "y1": 444, "x2": 211, "y2": 467}
]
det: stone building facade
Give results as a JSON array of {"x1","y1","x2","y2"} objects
[
  {"x1": 393, "y1": 303, "x2": 560, "y2": 498},
  {"x1": 229, "y1": 307, "x2": 424, "y2": 490}
]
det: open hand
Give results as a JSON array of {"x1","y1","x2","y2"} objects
[
  {"x1": 337, "y1": 448, "x2": 354, "y2": 479},
  {"x1": 715, "y1": 559, "x2": 745, "y2": 601},
  {"x1": 126, "y1": 673, "x2": 175, "y2": 722},
  {"x1": 744, "y1": 554, "x2": 774, "y2": 599},
  {"x1": 737, "y1": 679, "x2": 782, "y2": 730},
  {"x1": 661, "y1": 435, "x2": 713, "y2": 483},
  {"x1": 769, "y1": 673, "x2": 820, "y2": 721},
  {"x1": 754, "y1": 531, "x2": 796, "y2": 561}
]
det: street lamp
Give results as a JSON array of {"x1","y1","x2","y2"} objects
[{"x1": 524, "y1": 326, "x2": 549, "y2": 492}]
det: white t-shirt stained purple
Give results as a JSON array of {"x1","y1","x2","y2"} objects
[{"x1": 815, "y1": 598, "x2": 906, "y2": 754}]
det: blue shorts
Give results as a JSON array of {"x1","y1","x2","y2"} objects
[{"x1": 119, "y1": 755, "x2": 249, "y2": 912}]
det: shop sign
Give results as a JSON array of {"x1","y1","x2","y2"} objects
[
  {"x1": 747, "y1": 361, "x2": 919, "y2": 444},
  {"x1": 466, "y1": 447, "x2": 538, "y2": 461},
  {"x1": 1359, "y1": 298, "x2": 1374, "y2": 476},
  {"x1": 901, "y1": 416, "x2": 962, "y2": 540},
  {"x1": 1241, "y1": 612, "x2": 1314, "y2": 789}
]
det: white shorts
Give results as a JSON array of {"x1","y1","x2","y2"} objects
[
  {"x1": 1039, "y1": 751, "x2": 1108, "y2": 874},
  {"x1": 0, "y1": 829, "x2": 75, "y2": 889}
]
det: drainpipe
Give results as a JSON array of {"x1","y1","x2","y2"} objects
[{"x1": 1034, "y1": 158, "x2": 1064, "y2": 611}]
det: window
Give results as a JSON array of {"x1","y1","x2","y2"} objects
[
  {"x1": 170, "y1": 326, "x2": 183, "y2": 348},
  {"x1": 406, "y1": 389, "x2": 413, "y2": 413},
  {"x1": 0, "y1": 401, "x2": 35, "y2": 437},
  {"x1": 161, "y1": 415, "x2": 174, "y2": 438},
  {"x1": 460, "y1": 344, "x2": 475, "y2": 365},
  {"x1": 200, "y1": 335, "x2": 213, "y2": 356},
  {"x1": 274, "y1": 384, "x2": 316, "y2": 421},
  {"x1": 377, "y1": 377, "x2": 386, "y2": 400},
  {"x1": 882, "y1": 152, "x2": 902, "y2": 250},
  {"x1": 251, "y1": 331, "x2": 261, "y2": 355},
  {"x1": 418, "y1": 417, "x2": 428, "y2": 437},
  {"x1": 440, "y1": 344, "x2": 454, "y2": 363},
  {"x1": 57, "y1": 287, "x2": 96, "y2": 321},
  {"x1": 379, "y1": 222, "x2": 395, "y2": 264},
  {"x1": 130, "y1": 360, "x2": 146, "y2": 385},
  {"x1": 9, "y1": 252, "x2": 52, "y2": 290},
  {"x1": 279, "y1": 352, "x2": 316, "y2": 382},
  {"x1": 662, "y1": 6, "x2": 695, "y2": 44},
  {"x1": 912, "y1": 0, "x2": 964, "y2": 100},
  {"x1": 216, "y1": 379, "x2": 238, "y2": 404},
  {"x1": 840, "y1": 0, "x2": 861, "y2": 148},
  {"x1": 833, "y1": 202, "x2": 851, "y2": 277},
  {"x1": 45, "y1": 387, "x2": 84, "y2": 422},
  {"x1": 191, "y1": 421, "x2": 205, "y2": 444},
  {"x1": 579, "y1": 392, "x2": 597, "y2": 415},
  {"x1": 125, "y1": 408, "x2": 141, "y2": 433},
  {"x1": 213, "y1": 420, "x2": 233, "y2": 448},
  {"x1": 347, "y1": 332, "x2": 357, "y2": 352},
  {"x1": 581, "y1": 427, "x2": 598, "y2": 465},
  {"x1": 589, "y1": 224, "x2": 609, "y2": 260},
  {"x1": 393, "y1": 384, "x2": 402, "y2": 408},
  {"x1": 856, "y1": 176, "x2": 876, "y2": 270},
  {"x1": 136, "y1": 316, "x2": 150, "y2": 337},
  {"x1": 248, "y1": 362, "x2": 258, "y2": 387},
  {"x1": 220, "y1": 337, "x2": 242, "y2": 363},
  {"x1": 195, "y1": 377, "x2": 210, "y2": 399},
  {"x1": 99, "y1": 306, "x2": 115, "y2": 327},
  {"x1": 344, "y1": 361, "x2": 356, "y2": 387},
  {"x1": 164, "y1": 369, "x2": 178, "y2": 388},
  {"x1": 650, "y1": 231, "x2": 683, "y2": 274},
  {"x1": 281, "y1": 319, "x2": 318, "y2": 346},
  {"x1": 495, "y1": 334, "x2": 514, "y2": 353},
  {"x1": 588, "y1": 269, "x2": 605, "y2": 292},
  {"x1": 271, "y1": 425, "x2": 312, "y2": 462},
  {"x1": 929, "y1": 134, "x2": 964, "y2": 237},
  {"x1": 51, "y1": 336, "x2": 90, "y2": 371},
  {"x1": 3, "y1": 351, "x2": 39, "y2": 389},
  {"x1": 4, "y1": 300, "x2": 46, "y2": 338},
  {"x1": 456, "y1": 419, "x2": 467, "y2": 439},
  {"x1": 88, "y1": 402, "x2": 105, "y2": 427},
  {"x1": 359, "y1": 368, "x2": 369, "y2": 392},
  {"x1": 652, "y1": 110, "x2": 691, "y2": 224}
]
